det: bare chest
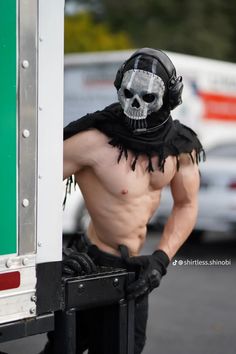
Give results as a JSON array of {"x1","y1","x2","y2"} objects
[{"x1": 82, "y1": 144, "x2": 177, "y2": 197}]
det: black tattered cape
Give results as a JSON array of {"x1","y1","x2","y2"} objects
[{"x1": 64, "y1": 102, "x2": 205, "y2": 172}]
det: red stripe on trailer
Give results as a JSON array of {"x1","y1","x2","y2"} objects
[
  {"x1": 200, "y1": 92, "x2": 236, "y2": 121},
  {"x1": 0, "y1": 271, "x2": 20, "y2": 291}
]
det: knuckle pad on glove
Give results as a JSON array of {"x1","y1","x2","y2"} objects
[
  {"x1": 132, "y1": 285, "x2": 149, "y2": 299},
  {"x1": 71, "y1": 260, "x2": 83, "y2": 273},
  {"x1": 63, "y1": 251, "x2": 97, "y2": 276},
  {"x1": 63, "y1": 266, "x2": 76, "y2": 276},
  {"x1": 149, "y1": 269, "x2": 161, "y2": 288},
  {"x1": 81, "y1": 253, "x2": 97, "y2": 273},
  {"x1": 77, "y1": 255, "x2": 92, "y2": 273}
]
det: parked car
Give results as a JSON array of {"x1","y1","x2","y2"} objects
[{"x1": 149, "y1": 142, "x2": 236, "y2": 236}]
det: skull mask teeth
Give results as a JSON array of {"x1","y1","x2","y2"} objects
[{"x1": 118, "y1": 69, "x2": 165, "y2": 120}]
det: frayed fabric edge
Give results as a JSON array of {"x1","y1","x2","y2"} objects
[
  {"x1": 110, "y1": 137, "x2": 206, "y2": 173},
  {"x1": 63, "y1": 175, "x2": 76, "y2": 210}
]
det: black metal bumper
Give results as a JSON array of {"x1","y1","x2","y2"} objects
[{"x1": 0, "y1": 268, "x2": 135, "y2": 354}]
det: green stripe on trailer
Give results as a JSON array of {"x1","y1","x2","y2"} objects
[{"x1": 0, "y1": 0, "x2": 17, "y2": 255}]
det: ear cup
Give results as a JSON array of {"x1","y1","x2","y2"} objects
[
  {"x1": 114, "y1": 48, "x2": 183, "y2": 110},
  {"x1": 168, "y1": 76, "x2": 183, "y2": 110},
  {"x1": 114, "y1": 63, "x2": 125, "y2": 90}
]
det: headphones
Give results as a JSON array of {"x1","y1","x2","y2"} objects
[{"x1": 114, "y1": 48, "x2": 183, "y2": 110}]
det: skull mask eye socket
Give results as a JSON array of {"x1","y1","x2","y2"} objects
[
  {"x1": 142, "y1": 93, "x2": 156, "y2": 103},
  {"x1": 124, "y1": 88, "x2": 133, "y2": 98}
]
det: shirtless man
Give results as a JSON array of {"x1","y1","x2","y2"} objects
[
  {"x1": 64, "y1": 129, "x2": 199, "y2": 260},
  {"x1": 42, "y1": 48, "x2": 204, "y2": 354}
]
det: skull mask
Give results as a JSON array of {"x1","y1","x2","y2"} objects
[{"x1": 118, "y1": 69, "x2": 165, "y2": 126}]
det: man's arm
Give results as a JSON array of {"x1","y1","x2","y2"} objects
[
  {"x1": 158, "y1": 153, "x2": 200, "y2": 260},
  {"x1": 63, "y1": 130, "x2": 96, "y2": 180}
]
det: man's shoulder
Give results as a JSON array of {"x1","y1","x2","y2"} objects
[
  {"x1": 64, "y1": 129, "x2": 110, "y2": 170},
  {"x1": 66, "y1": 128, "x2": 109, "y2": 147}
]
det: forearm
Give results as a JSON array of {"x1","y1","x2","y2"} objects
[{"x1": 157, "y1": 202, "x2": 198, "y2": 260}]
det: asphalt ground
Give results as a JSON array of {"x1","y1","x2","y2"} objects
[
  {"x1": 1, "y1": 231, "x2": 236, "y2": 354},
  {"x1": 142, "y1": 231, "x2": 236, "y2": 354}
]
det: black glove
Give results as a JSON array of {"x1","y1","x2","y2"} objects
[
  {"x1": 62, "y1": 247, "x2": 97, "y2": 277},
  {"x1": 120, "y1": 247, "x2": 170, "y2": 300}
]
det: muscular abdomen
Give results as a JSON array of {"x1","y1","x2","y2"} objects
[{"x1": 76, "y1": 168, "x2": 161, "y2": 256}]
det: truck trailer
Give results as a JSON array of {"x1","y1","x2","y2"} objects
[{"x1": 0, "y1": 1, "x2": 134, "y2": 353}]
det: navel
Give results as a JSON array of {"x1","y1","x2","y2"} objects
[{"x1": 121, "y1": 189, "x2": 128, "y2": 195}]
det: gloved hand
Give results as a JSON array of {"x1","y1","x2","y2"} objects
[
  {"x1": 62, "y1": 247, "x2": 97, "y2": 277},
  {"x1": 120, "y1": 247, "x2": 170, "y2": 300}
]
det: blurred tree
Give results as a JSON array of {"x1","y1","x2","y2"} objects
[
  {"x1": 64, "y1": 12, "x2": 132, "y2": 53},
  {"x1": 83, "y1": 0, "x2": 236, "y2": 62},
  {"x1": 101, "y1": 0, "x2": 236, "y2": 60}
]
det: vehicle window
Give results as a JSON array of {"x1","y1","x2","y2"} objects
[{"x1": 207, "y1": 144, "x2": 236, "y2": 158}]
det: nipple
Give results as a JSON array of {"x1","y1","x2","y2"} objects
[{"x1": 121, "y1": 189, "x2": 128, "y2": 195}]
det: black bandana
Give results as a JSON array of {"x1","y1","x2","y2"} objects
[
  {"x1": 64, "y1": 102, "x2": 205, "y2": 170},
  {"x1": 63, "y1": 102, "x2": 205, "y2": 205}
]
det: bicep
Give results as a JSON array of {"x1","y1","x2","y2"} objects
[
  {"x1": 63, "y1": 133, "x2": 89, "y2": 180},
  {"x1": 63, "y1": 155, "x2": 79, "y2": 180},
  {"x1": 170, "y1": 153, "x2": 200, "y2": 206},
  {"x1": 63, "y1": 139, "x2": 79, "y2": 180}
]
